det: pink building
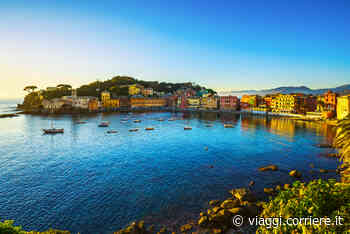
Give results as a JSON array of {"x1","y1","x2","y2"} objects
[{"x1": 220, "y1": 96, "x2": 240, "y2": 110}]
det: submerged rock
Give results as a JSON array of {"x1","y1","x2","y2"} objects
[
  {"x1": 180, "y1": 224, "x2": 192, "y2": 232},
  {"x1": 264, "y1": 188, "x2": 274, "y2": 194},
  {"x1": 229, "y1": 188, "x2": 256, "y2": 202},
  {"x1": 289, "y1": 170, "x2": 302, "y2": 178},
  {"x1": 258, "y1": 164, "x2": 278, "y2": 172}
]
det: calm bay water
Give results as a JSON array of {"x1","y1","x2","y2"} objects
[{"x1": 0, "y1": 110, "x2": 339, "y2": 233}]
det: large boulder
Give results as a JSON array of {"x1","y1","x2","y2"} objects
[
  {"x1": 289, "y1": 170, "x2": 302, "y2": 178},
  {"x1": 229, "y1": 188, "x2": 256, "y2": 202},
  {"x1": 258, "y1": 165, "x2": 278, "y2": 172},
  {"x1": 220, "y1": 199, "x2": 240, "y2": 209}
]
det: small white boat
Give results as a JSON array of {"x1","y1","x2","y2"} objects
[
  {"x1": 121, "y1": 118, "x2": 129, "y2": 121},
  {"x1": 168, "y1": 118, "x2": 176, "y2": 121},
  {"x1": 133, "y1": 120, "x2": 141, "y2": 123},
  {"x1": 158, "y1": 118, "x2": 165, "y2": 121},
  {"x1": 224, "y1": 124, "x2": 234, "y2": 128},
  {"x1": 76, "y1": 121, "x2": 87, "y2": 124},
  {"x1": 43, "y1": 128, "x2": 64, "y2": 134},
  {"x1": 129, "y1": 128, "x2": 139, "y2": 132},
  {"x1": 145, "y1": 127, "x2": 155, "y2": 131},
  {"x1": 43, "y1": 121, "x2": 64, "y2": 134},
  {"x1": 98, "y1": 121, "x2": 110, "y2": 127},
  {"x1": 107, "y1": 130, "x2": 118, "y2": 134},
  {"x1": 184, "y1": 126, "x2": 192, "y2": 130}
]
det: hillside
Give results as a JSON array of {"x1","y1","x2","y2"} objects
[{"x1": 220, "y1": 84, "x2": 350, "y2": 96}]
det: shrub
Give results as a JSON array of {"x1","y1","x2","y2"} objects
[
  {"x1": 334, "y1": 116, "x2": 350, "y2": 183},
  {"x1": 0, "y1": 220, "x2": 26, "y2": 234},
  {"x1": 256, "y1": 179, "x2": 350, "y2": 233}
]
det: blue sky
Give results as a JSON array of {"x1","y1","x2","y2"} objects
[{"x1": 1, "y1": 0, "x2": 349, "y2": 98}]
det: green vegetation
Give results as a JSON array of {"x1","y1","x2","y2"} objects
[
  {"x1": 0, "y1": 219, "x2": 70, "y2": 234},
  {"x1": 76, "y1": 75, "x2": 209, "y2": 97},
  {"x1": 23, "y1": 86, "x2": 38, "y2": 94},
  {"x1": 334, "y1": 116, "x2": 350, "y2": 183},
  {"x1": 257, "y1": 179, "x2": 350, "y2": 233},
  {"x1": 22, "y1": 92, "x2": 42, "y2": 109}
]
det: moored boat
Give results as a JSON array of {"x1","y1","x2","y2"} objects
[
  {"x1": 133, "y1": 120, "x2": 141, "y2": 123},
  {"x1": 43, "y1": 128, "x2": 64, "y2": 134},
  {"x1": 158, "y1": 118, "x2": 165, "y2": 121},
  {"x1": 224, "y1": 123, "x2": 233, "y2": 128},
  {"x1": 76, "y1": 121, "x2": 87, "y2": 124},
  {"x1": 129, "y1": 128, "x2": 139, "y2": 132},
  {"x1": 168, "y1": 118, "x2": 176, "y2": 121},
  {"x1": 98, "y1": 121, "x2": 110, "y2": 127},
  {"x1": 107, "y1": 130, "x2": 118, "y2": 134},
  {"x1": 184, "y1": 126, "x2": 192, "y2": 130},
  {"x1": 145, "y1": 127, "x2": 155, "y2": 131}
]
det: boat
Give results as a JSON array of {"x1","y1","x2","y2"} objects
[
  {"x1": 133, "y1": 120, "x2": 141, "y2": 123},
  {"x1": 168, "y1": 118, "x2": 176, "y2": 121},
  {"x1": 205, "y1": 124, "x2": 213, "y2": 127},
  {"x1": 98, "y1": 121, "x2": 110, "y2": 127},
  {"x1": 145, "y1": 127, "x2": 155, "y2": 131},
  {"x1": 158, "y1": 118, "x2": 165, "y2": 121},
  {"x1": 184, "y1": 126, "x2": 192, "y2": 130},
  {"x1": 42, "y1": 121, "x2": 64, "y2": 134},
  {"x1": 121, "y1": 118, "x2": 129, "y2": 121},
  {"x1": 129, "y1": 128, "x2": 139, "y2": 132},
  {"x1": 43, "y1": 128, "x2": 64, "y2": 134},
  {"x1": 76, "y1": 121, "x2": 87, "y2": 124},
  {"x1": 107, "y1": 130, "x2": 118, "y2": 134},
  {"x1": 224, "y1": 124, "x2": 234, "y2": 128}
]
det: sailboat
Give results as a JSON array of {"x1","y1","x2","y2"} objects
[{"x1": 43, "y1": 121, "x2": 64, "y2": 134}]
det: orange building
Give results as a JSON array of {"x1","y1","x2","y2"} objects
[
  {"x1": 324, "y1": 90, "x2": 337, "y2": 111},
  {"x1": 130, "y1": 97, "x2": 166, "y2": 108},
  {"x1": 88, "y1": 98, "x2": 99, "y2": 112}
]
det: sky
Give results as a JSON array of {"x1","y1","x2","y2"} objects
[{"x1": 0, "y1": 0, "x2": 349, "y2": 99}]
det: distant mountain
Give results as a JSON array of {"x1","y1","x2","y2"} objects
[{"x1": 220, "y1": 84, "x2": 350, "y2": 97}]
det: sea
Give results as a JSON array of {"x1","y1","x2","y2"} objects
[{"x1": 0, "y1": 102, "x2": 340, "y2": 233}]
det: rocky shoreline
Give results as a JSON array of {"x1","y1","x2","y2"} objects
[{"x1": 115, "y1": 154, "x2": 342, "y2": 234}]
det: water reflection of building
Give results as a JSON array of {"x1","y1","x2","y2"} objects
[{"x1": 240, "y1": 115, "x2": 336, "y2": 141}]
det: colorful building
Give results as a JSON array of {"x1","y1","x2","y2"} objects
[
  {"x1": 272, "y1": 94, "x2": 300, "y2": 113},
  {"x1": 128, "y1": 84, "x2": 144, "y2": 96},
  {"x1": 142, "y1": 88, "x2": 154, "y2": 96},
  {"x1": 324, "y1": 90, "x2": 337, "y2": 111},
  {"x1": 101, "y1": 91, "x2": 120, "y2": 109},
  {"x1": 201, "y1": 96, "x2": 218, "y2": 109},
  {"x1": 88, "y1": 97, "x2": 100, "y2": 112},
  {"x1": 240, "y1": 95, "x2": 261, "y2": 109},
  {"x1": 187, "y1": 97, "x2": 201, "y2": 109},
  {"x1": 337, "y1": 95, "x2": 350, "y2": 120},
  {"x1": 130, "y1": 96, "x2": 166, "y2": 108},
  {"x1": 219, "y1": 96, "x2": 240, "y2": 110}
]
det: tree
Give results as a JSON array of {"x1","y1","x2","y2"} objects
[
  {"x1": 57, "y1": 84, "x2": 72, "y2": 89},
  {"x1": 23, "y1": 85, "x2": 38, "y2": 93},
  {"x1": 334, "y1": 115, "x2": 350, "y2": 183}
]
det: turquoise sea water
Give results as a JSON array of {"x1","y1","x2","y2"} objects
[{"x1": 0, "y1": 110, "x2": 339, "y2": 233}]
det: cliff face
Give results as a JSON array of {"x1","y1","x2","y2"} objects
[{"x1": 21, "y1": 92, "x2": 42, "y2": 110}]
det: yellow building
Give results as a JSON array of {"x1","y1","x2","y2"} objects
[
  {"x1": 337, "y1": 95, "x2": 350, "y2": 120},
  {"x1": 201, "y1": 96, "x2": 218, "y2": 109},
  {"x1": 272, "y1": 94, "x2": 299, "y2": 113},
  {"x1": 187, "y1": 97, "x2": 201, "y2": 108},
  {"x1": 130, "y1": 97, "x2": 166, "y2": 108},
  {"x1": 101, "y1": 91, "x2": 120, "y2": 109},
  {"x1": 128, "y1": 84, "x2": 144, "y2": 96}
]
